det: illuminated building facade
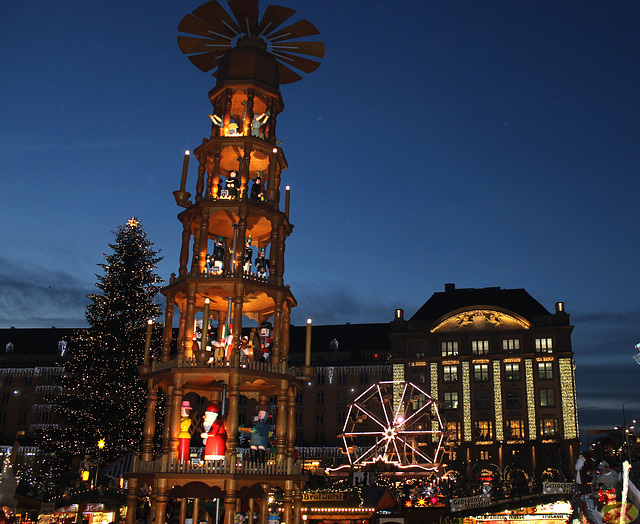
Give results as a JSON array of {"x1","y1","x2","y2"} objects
[
  {"x1": 288, "y1": 284, "x2": 580, "y2": 488},
  {"x1": 387, "y1": 283, "x2": 580, "y2": 485}
]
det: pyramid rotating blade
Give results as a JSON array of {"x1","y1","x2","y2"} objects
[
  {"x1": 276, "y1": 61, "x2": 303, "y2": 84},
  {"x1": 268, "y1": 19, "x2": 320, "y2": 42},
  {"x1": 272, "y1": 40, "x2": 325, "y2": 58},
  {"x1": 193, "y1": 0, "x2": 241, "y2": 36},
  {"x1": 272, "y1": 51, "x2": 321, "y2": 74},
  {"x1": 178, "y1": 13, "x2": 229, "y2": 40},
  {"x1": 258, "y1": 5, "x2": 296, "y2": 36},
  {"x1": 227, "y1": 0, "x2": 260, "y2": 36},
  {"x1": 188, "y1": 51, "x2": 227, "y2": 73},
  {"x1": 178, "y1": 35, "x2": 231, "y2": 55}
]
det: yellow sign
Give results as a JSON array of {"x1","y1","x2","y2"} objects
[{"x1": 302, "y1": 492, "x2": 345, "y2": 502}]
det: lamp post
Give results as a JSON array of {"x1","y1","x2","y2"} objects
[
  {"x1": 95, "y1": 439, "x2": 105, "y2": 486},
  {"x1": 614, "y1": 405, "x2": 635, "y2": 462}
]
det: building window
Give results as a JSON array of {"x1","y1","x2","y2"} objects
[
  {"x1": 472, "y1": 340, "x2": 489, "y2": 355},
  {"x1": 337, "y1": 391, "x2": 346, "y2": 404},
  {"x1": 314, "y1": 431, "x2": 325, "y2": 445},
  {"x1": 238, "y1": 413, "x2": 246, "y2": 426},
  {"x1": 317, "y1": 372, "x2": 325, "y2": 385},
  {"x1": 474, "y1": 391, "x2": 491, "y2": 410},
  {"x1": 295, "y1": 412, "x2": 303, "y2": 424},
  {"x1": 20, "y1": 393, "x2": 29, "y2": 405},
  {"x1": 480, "y1": 450, "x2": 490, "y2": 461},
  {"x1": 4, "y1": 376, "x2": 12, "y2": 386},
  {"x1": 506, "y1": 419, "x2": 525, "y2": 439},
  {"x1": 443, "y1": 392, "x2": 459, "y2": 409},
  {"x1": 502, "y1": 339, "x2": 520, "y2": 354},
  {"x1": 540, "y1": 388, "x2": 555, "y2": 407},
  {"x1": 504, "y1": 363, "x2": 520, "y2": 381},
  {"x1": 0, "y1": 394, "x2": 8, "y2": 405},
  {"x1": 0, "y1": 412, "x2": 5, "y2": 424},
  {"x1": 474, "y1": 420, "x2": 494, "y2": 441},
  {"x1": 443, "y1": 365, "x2": 459, "y2": 382},
  {"x1": 18, "y1": 412, "x2": 27, "y2": 426},
  {"x1": 538, "y1": 361, "x2": 553, "y2": 380},
  {"x1": 535, "y1": 338, "x2": 553, "y2": 353},
  {"x1": 408, "y1": 341, "x2": 427, "y2": 358},
  {"x1": 360, "y1": 372, "x2": 368, "y2": 384},
  {"x1": 296, "y1": 393, "x2": 303, "y2": 405},
  {"x1": 315, "y1": 412, "x2": 324, "y2": 425},
  {"x1": 441, "y1": 341, "x2": 459, "y2": 357},
  {"x1": 540, "y1": 418, "x2": 559, "y2": 437},
  {"x1": 338, "y1": 372, "x2": 346, "y2": 385},
  {"x1": 411, "y1": 371, "x2": 426, "y2": 383},
  {"x1": 446, "y1": 421, "x2": 461, "y2": 441},
  {"x1": 505, "y1": 389, "x2": 522, "y2": 409},
  {"x1": 474, "y1": 363, "x2": 489, "y2": 381},
  {"x1": 337, "y1": 411, "x2": 346, "y2": 427},
  {"x1": 316, "y1": 392, "x2": 324, "y2": 405},
  {"x1": 24, "y1": 376, "x2": 32, "y2": 386}
]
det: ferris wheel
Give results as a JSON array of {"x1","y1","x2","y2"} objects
[{"x1": 340, "y1": 381, "x2": 445, "y2": 472}]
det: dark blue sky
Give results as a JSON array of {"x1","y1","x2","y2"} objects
[{"x1": 1, "y1": 1, "x2": 639, "y2": 439}]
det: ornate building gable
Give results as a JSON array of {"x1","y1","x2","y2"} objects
[{"x1": 430, "y1": 306, "x2": 531, "y2": 333}]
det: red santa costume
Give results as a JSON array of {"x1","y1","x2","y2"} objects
[{"x1": 201, "y1": 402, "x2": 227, "y2": 460}]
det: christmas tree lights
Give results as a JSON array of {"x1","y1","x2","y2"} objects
[{"x1": 36, "y1": 218, "x2": 164, "y2": 496}]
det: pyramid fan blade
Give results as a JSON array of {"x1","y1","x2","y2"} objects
[
  {"x1": 272, "y1": 41, "x2": 325, "y2": 58},
  {"x1": 178, "y1": 13, "x2": 231, "y2": 40},
  {"x1": 268, "y1": 19, "x2": 320, "y2": 42},
  {"x1": 227, "y1": 0, "x2": 259, "y2": 36},
  {"x1": 178, "y1": 36, "x2": 231, "y2": 54},
  {"x1": 272, "y1": 51, "x2": 321, "y2": 74},
  {"x1": 189, "y1": 51, "x2": 227, "y2": 73},
  {"x1": 193, "y1": 0, "x2": 241, "y2": 36},
  {"x1": 257, "y1": 5, "x2": 296, "y2": 36},
  {"x1": 276, "y1": 62, "x2": 303, "y2": 84}
]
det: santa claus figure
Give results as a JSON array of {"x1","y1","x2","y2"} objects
[{"x1": 201, "y1": 403, "x2": 227, "y2": 461}]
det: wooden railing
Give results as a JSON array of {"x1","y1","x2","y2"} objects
[{"x1": 132, "y1": 455, "x2": 301, "y2": 475}]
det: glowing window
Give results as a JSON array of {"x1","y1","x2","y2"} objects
[
  {"x1": 474, "y1": 420, "x2": 494, "y2": 440},
  {"x1": 539, "y1": 418, "x2": 558, "y2": 436},
  {"x1": 538, "y1": 361, "x2": 553, "y2": 380},
  {"x1": 535, "y1": 338, "x2": 553, "y2": 353},
  {"x1": 473, "y1": 363, "x2": 489, "y2": 381},
  {"x1": 443, "y1": 365, "x2": 459, "y2": 382},
  {"x1": 441, "y1": 341, "x2": 459, "y2": 357},
  {"x1": 502, "y1": 339, "x2": 520, "y2": 354},
  {"x1": 472, "y1": 340, "x2": 490, "y2": 355},
  {"x1": 504, "y1": 363, "x2": 520, "y2": 381},
  {"x1": 506, "y1": 419, "x2": 525, "y2": 439},
  {"x1": 446, "y1": 421, "x2": 461, "y2": 441},
  {"x1": 443, "y1": 391, "x2": 459, "y2": 409}
]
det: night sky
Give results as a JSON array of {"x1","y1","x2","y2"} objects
[{"x1": 2, "y1": 1, "x2": 640, "y2": 442}]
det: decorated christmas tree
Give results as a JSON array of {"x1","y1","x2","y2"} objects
[{"x1": 38, "y1": 218, "x2": 164, "y2": 493}]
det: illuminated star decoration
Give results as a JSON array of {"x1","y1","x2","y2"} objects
[{"x1": 127, "y1": 217, "x2": 140, "y2": 227}]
